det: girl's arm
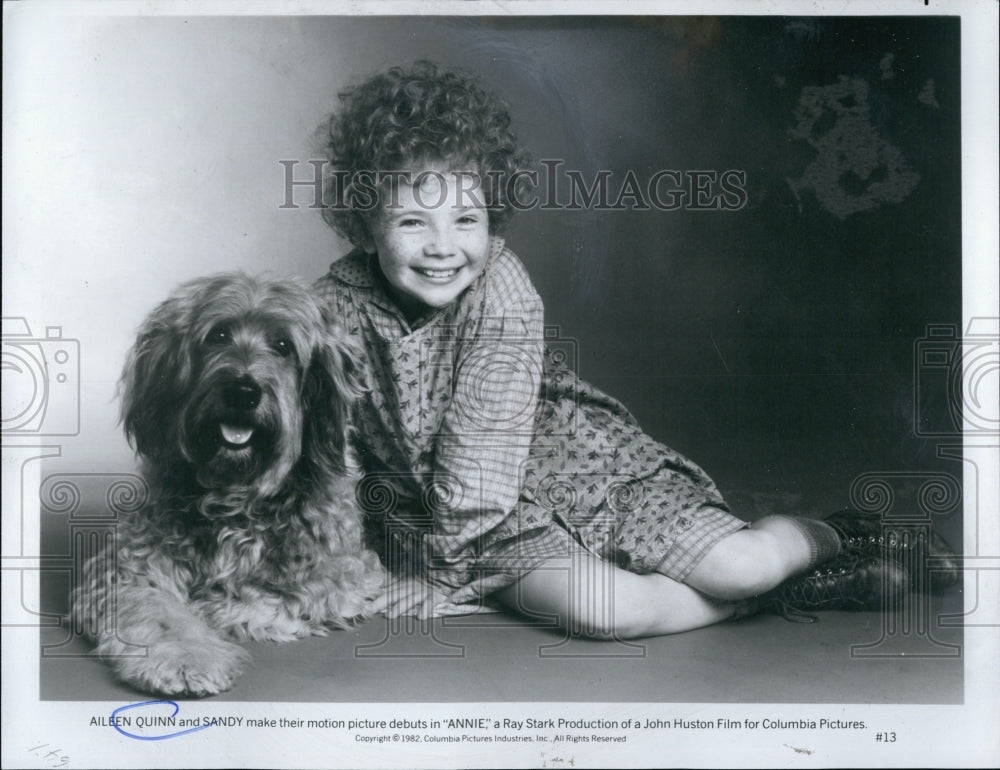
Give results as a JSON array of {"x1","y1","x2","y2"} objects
[{"x1": 422, "y1": 291, "x2": 546, "y2": 586}]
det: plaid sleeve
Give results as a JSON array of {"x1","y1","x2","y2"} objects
[{"x1": 422, "y1": 262, "x2": 546, "y2": 571}]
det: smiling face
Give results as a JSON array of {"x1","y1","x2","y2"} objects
[{"x1": 362, "y1": 168, "x2": 490, "y2": 320}]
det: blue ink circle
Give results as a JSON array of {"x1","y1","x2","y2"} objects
[{"x1": 110, "y1": 700, "x2": 213, "y2": 741}]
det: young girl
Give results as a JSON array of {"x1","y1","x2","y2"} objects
[{"x1": 313, "y1": 61, "x2": 956, "y2": 637}]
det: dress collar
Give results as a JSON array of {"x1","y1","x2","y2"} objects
[{"x1": 326, "y1": 248, "x2": 375, "y2": 288}]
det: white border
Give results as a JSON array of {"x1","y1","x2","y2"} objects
[{"x1": 3, "y1": 1, "x2": 997, "y2": 768}]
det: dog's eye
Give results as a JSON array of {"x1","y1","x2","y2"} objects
[
  {"x1": 206, "y1": 325, "x2": 232, "y2": 345},
  {"x1": 272, "y1": 338, "x2": 293, "y2": 358}
]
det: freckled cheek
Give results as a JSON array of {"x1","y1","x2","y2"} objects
[
  {"x1": 461, "y1": 237, "x2": 489, "y2": 264},
  {"x1": 465, "y1": 229, "x2": 489, "y2": 248},
  {"x1": 378, "y1": 240, "x2": 419, "y2": 274}
]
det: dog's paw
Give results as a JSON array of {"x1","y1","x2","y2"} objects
[{"x1": 113, "y1": 636, "x2": 252, "y2": 697}]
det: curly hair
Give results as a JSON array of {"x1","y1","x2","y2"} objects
[{"x1": 318, "y1": 61, "x2": 531, "y2": 246}]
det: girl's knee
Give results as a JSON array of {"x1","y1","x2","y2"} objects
[{"x1": 686, "y1": 530, "x2": 789, "y2": 600}]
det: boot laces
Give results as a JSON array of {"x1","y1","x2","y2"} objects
[{"x1": 766, "y1": 557, "x2": 866, "y2": 621}]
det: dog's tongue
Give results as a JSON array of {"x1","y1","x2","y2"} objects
[{"x1": 220, "y1": 424, "x2": 254, "y2": 446}]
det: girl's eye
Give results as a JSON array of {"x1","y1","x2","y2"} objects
[
  {"x1": 206, "y1": 324, "x2": 232, "y2": 345},
  {"x1": 398, "y1": 218, "x2": 423, "y2": 228}
]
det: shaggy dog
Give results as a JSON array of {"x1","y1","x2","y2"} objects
[{"x1": 72, "y1": 272, "x2": 385, "y2": 696}]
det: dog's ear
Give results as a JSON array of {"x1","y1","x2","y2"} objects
[
  {"x1": 301, "y1": 316, "x2": 366, "y2": 473},
  {"x1": 119, "y1": 294, "x2": 196, "y2": 464}
]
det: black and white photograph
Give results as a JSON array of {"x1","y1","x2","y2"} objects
[{"x1": 2, "y1": 1, "x2": 998, "y2": 768}]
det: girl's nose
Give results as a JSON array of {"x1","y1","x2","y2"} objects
[{"x1": 424, "y1": 227, "x2": 457, "y2": 257}]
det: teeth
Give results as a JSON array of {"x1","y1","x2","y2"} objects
[
  {"x1": 220, "y1": 424, "x2": 254, "y2": 446},
  {"x1": 417, "y1": 268, "x2": 457, "y2": 278}
]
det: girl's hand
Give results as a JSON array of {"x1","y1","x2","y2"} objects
[{"x1": 373, "y1": 574, "x2": 451, "y2": 619}]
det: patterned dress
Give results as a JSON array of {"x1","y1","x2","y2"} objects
[{"x1": 314, "y1": 237, "x2": 747, "y2": 608}]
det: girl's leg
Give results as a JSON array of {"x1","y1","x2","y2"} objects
[
  {"x1": 682, "y1": 515, "x2": 841, "y2": 600},
  {"x1": 494, "y1": 551, "x2": 737, "y2": 640}
]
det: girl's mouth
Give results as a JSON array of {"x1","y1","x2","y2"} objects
[{"x1": 414, "y1": 267, "x2": 460, "y2": 280}]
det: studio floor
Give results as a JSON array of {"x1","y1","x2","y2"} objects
[
  {"x1": 39, "y1": 590, "x2": 964, "y2": 703},
  {"x1": 34, "y1": 444, "x2": 969, "y2": 705}
]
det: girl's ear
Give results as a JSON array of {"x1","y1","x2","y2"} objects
[
  {"x1": 359, "y1": 230, "x2": 377, "y2": 255},
  {"x1": 357, "y1": 214, "x2": 379, "y2": 254}
]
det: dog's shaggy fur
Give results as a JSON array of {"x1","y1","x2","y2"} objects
[{"x1": 72, "y1": 272, "x2": 384, "y2": 696}]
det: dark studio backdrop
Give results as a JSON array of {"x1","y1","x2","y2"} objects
[
  {"x1": 10, "y1": 15, "x2": 962, "y2": 561},
  {"x1": 305, "y1": 16, "x2": 964, "y2": 538},
  {"x1": 491, "y1": 16, "x2": 963, "y2": 536}
]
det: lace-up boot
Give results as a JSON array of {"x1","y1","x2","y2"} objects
[
  {"x1": 824, "y1": 509, "x2": 959, "y2": 590},
  {"x1": 754, "y1": 552, "x2": 910, "y2": 623}
]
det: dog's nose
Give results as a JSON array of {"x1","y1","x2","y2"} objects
[{"x1": 226, "y1": 378, "x2": 262, "y2": 410}]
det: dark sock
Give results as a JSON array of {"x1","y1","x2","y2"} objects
[{"x1": 787, "y1": 516, "x2": 842, "y2": 567}]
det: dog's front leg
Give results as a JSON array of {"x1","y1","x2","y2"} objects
[{"x1": 86, "y1": 581, "x2": 252, "y2": 697}]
